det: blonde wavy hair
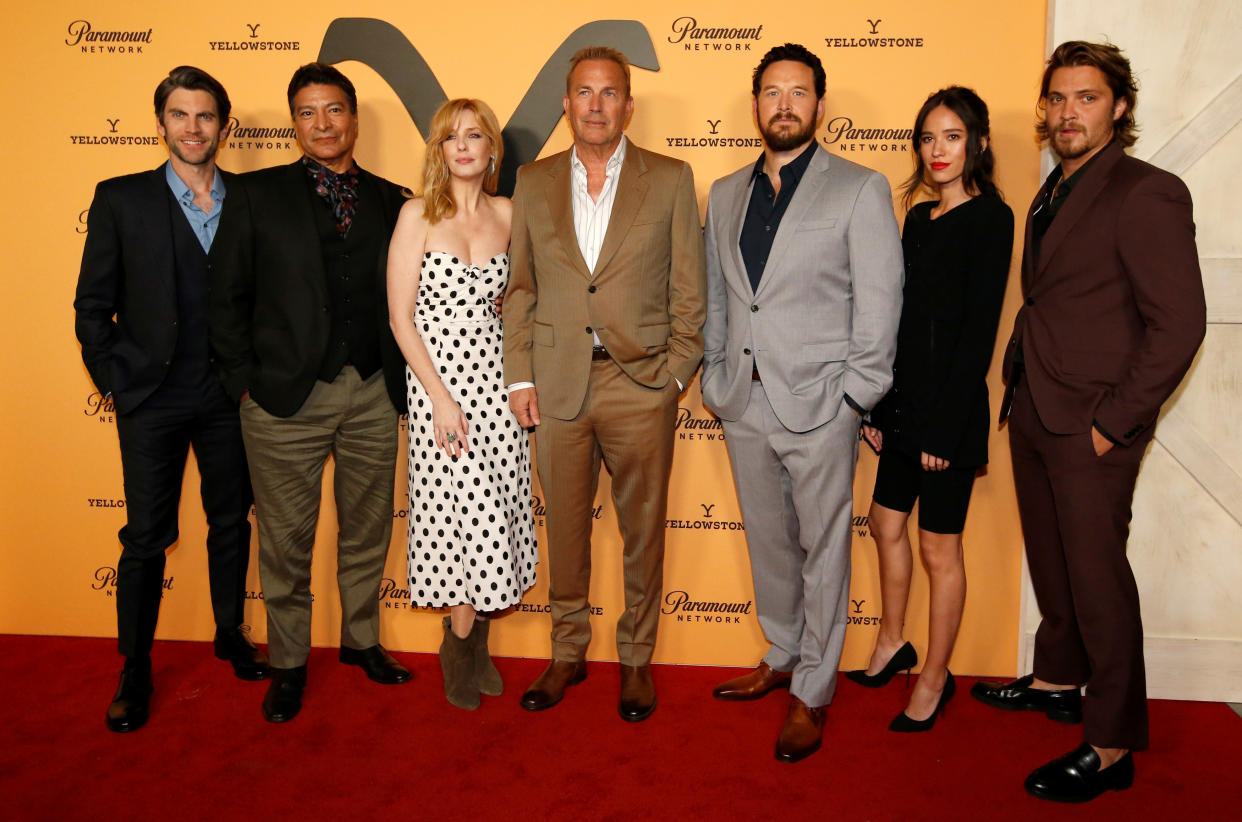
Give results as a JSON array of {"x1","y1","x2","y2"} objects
[{"x1": 420, "y1": 98, "x2": 503, "y2": 225}]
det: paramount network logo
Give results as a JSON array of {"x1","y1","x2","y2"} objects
[
  {"x1": 209, "y1": 23, "x2": 302, "y2": 52},
  {"x1": 65, "y1": 19, "x2": 153, "y2": 54},
  {"x1": 377, "y1": 577, "x2": 435, "y2": 610},
  {"x1": 77, "y1": 208, "x2": 90, "y2": 234},
  {"x1": 675, "y1": 406, "x2": 725, "y2": 441},
  {"x1": 661, "y1": 589, "x2": 752, "y2": 624},
  {"x1": 92, "y1": 566, "x2": 173, "y2": 597},
  {"x1": 84, "y1": 392, "x2": 115, "y2": 424},
  {"x1": 822, "y1": 116, "x2": 913, "y2": 154},
  {"x1": 667, "y1": 16, "x2": 763, "y2": 51},
  {"x1": 311, "y1": 17, "x2": 661, "y2": 196},
  {"x1": 226, "y1": 117, "x2": 297, "y2": 151},
  {"x1": 852, "y1": 513, "x2": 871, "y2": 539},
  {"x1": 532, "y1": 495, "x2": 603, "y2": 528}
]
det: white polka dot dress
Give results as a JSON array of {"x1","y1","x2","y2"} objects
[{"x1": 405, "y1": 251, "x2": 537, "y2": 610}]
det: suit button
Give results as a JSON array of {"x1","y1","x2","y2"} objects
[
  {"x1": 750, "y1": 305, "x2": 758, "y2": 312},
  {"x1": 1026, "y1": 298, "x2": 1034, "y2": 306},
  {"x1": 585, "y1": 326, "x2": 592, "y2": 333},
  {"x1": 743, "y1": 348, "x2": 751, "y2": 355},
  {"x1": 588, "y1": 285, "x2": 597, "y2": 293}
]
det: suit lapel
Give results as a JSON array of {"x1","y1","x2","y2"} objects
[
  {"x1": 283, "y1": 160, "x2": 330, "y2": 297},
  {"x1": 140, "y1": 166, "x2": 177, "y2": 306},
  {"x1": 724, "y1": 167, "x2": 755, "y2": 298},
  {"x1": 755, "y1": 146, "x2": 830, "y2": 299},
  {"x1": 1035, "y1": 141, "x2": 1125, "y2": 279},
  {"x1": 543, "y1": 152, "x2": 592, "y2": 279},
  {"x1": 593, "y1": 144, "x2": 649, "y2": 277}
]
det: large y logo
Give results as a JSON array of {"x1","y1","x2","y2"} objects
[{"x1": 317, "y1": 18, "x2": 659, "y2": 196}]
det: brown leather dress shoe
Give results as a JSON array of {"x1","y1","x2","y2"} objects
[
  {"x1": 619, "y1": 664, "x2": 656, "y2": 722},
  {"x1": 519, "y1": 659, "x2": 587, "y2": 711},
  {"x1": 774, "y1": 696, "x2": 826, "y2": 763},
  {"x1": 712, "y1": 661, "x2": 792, "y2": 701}
]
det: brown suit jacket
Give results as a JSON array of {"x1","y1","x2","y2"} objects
[
  {"x1": 1001, "y1": 141, "x2": 1205, "y2": 446},
  {"x1": 502, "y1": 142, "x2": 707, "y2": 420}
]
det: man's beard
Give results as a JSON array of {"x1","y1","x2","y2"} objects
[{"x1": 761, "y1": 115, "x2": 816, "y2": 152}]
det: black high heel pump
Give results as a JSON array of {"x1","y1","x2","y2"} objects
[
  {"x1": 888, "y1": 671, "x2": 956, "y2": 733},
  {"x1": 843, "y1": 642, "x2": 917, "y2": 688}
]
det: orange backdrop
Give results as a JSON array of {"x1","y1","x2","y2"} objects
[{"x1": 1, "y1": 0, "x2": 1045, "y2": 674}]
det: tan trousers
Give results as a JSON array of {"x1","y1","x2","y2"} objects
[
  {"x1": 240, "y1": 367, "x2": 398, "y2": 668},
  {"x1": 533, "y1": 359, "x2": 678, "y2": 666}
]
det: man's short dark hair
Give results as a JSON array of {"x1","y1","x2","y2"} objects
[
  {"x1": 1037, "y1": 40, "x2": 1139, "y2": 147},
  {"x1": 287, "y1": 62, "x2": 358, "y2": 115},
  {"x1": 752, "y1": 43, "x2": 826, "y2": 100},
  {"x1": 154, "y1": 66, "x2": 231, "y2": 123}
]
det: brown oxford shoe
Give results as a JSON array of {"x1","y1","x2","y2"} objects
[
  {"x1": 774, "y1": 696, "x2": 826, "y2": 763},
  {"x1": 618, "y1": 664, "x2": 656, "y2": 722},
  {"x1": 712, "y1": 661, "x2": 792, "y2": 701},
  {"x1": 519, "y1": 659, "x2": 587, "y2": 711}
]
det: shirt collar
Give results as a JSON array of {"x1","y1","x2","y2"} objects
[
  {"x1": 571, "y1": 134, "x2": 627, "y2": 176},
  {"x1": 164, "y1": 160, "x2": 225, "y2": 206},
  {"x1": 750, "y1": 140, "x2": 818, "y2": 185},
  {"x1": 1048, "y1": 138, "x2": 1113, "y2": 197}
]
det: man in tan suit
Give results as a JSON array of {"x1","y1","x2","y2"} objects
[{"x1": 503, "y1": 46, "x2": 706, "y2": 721}]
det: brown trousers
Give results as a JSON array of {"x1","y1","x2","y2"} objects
[
  {"x1": 533, "y1": 359, "x2": 678, "y2": 666},
  {"x1": 1009, "y1": 378, "x2": 1150, "y2": 750},
  {"x1": 241, "y1": 367, "x2": 398, "y2": 669}
]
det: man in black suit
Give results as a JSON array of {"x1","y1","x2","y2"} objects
[
  {"x1": 74, "y1": 66, "x2": 269, "y2": 734},
  {"x1": 212, "y1": 63, "x2": 411, "y2": 723}
]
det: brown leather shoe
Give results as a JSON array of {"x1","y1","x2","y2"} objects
[
  {"x1": 774, "y1": 696, "x2": 826, "y2": 763},
  {"x1": 519, "y1": 659, "x2": 586, "y2": 711},
  {"x1": 712, "y1": 661, "x2": 792, "y2": 701},
  {"x1": 619, "y1": 664, "x2": 656, "y2": 722}
]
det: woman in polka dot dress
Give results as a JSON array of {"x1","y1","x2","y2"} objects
[{"x1": 386, "y1": 99, "x2": 537, "y2": 710}]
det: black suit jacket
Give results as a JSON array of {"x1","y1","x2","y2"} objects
[
  {"x1": 211, "y1": 160, "x2": 408, "y2": 418},
  {"x1": 74, "y1": 166, "x2": 241, "y2": 414},
  {"x1": 1001, "y1": 141, "x2": 1205, "y2": 445}
]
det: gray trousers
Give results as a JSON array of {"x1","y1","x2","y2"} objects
[
  {"x1": 722, "y1": 381, "x2": 859, "y2": 708},
  {"x1": 240, "y1": 367, "x2": 398, "y2": 668}
]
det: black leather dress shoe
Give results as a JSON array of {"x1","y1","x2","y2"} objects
[
  {"x1": 262, "y1": 666, "x2": 306, "y2": 723},
  {"x1": 105, "y1": 666, "x2": 152, "y2": 733},
  {"x1": 618, "y1": 664, "x2": 656, "y2": 722},
  {"x1": 970, "y1": 674, "x2": 1082, "y2": 723},
  {"x1": 1024, "y1": 744, "x2": 1134, "y2": 802},
  {"x1": 520, "y1": 660, "x2": 587, "y2": 711},
  {"x1": 214, "y1": 627, "x2": 270, "y2": 681},
  {"x1": 340, "y1": 644, "x2": 412, "y2": 684}
]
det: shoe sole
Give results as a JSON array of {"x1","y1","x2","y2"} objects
[
  {"x1": 712, "y1": 681, "x2": 791, "y2": 701},
  {"x1": 774, "y1": 740, "x2": 821, "y2": 764},
  {"x1": 618, "y1": 698, "x2": 656, "y2": 722},
  {"x1": 1024, "y1": 780, "x2": 1131, "y2": 803},
  {"x1": 105, "y1": 713, "x2": 149, "y2": 733},
  {"x1": 262, "y1": 705, "x2": 301, "y2": 723}
]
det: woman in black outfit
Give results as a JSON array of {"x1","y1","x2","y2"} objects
[{"x1": 847, "y1": 86, "x2": 1014, "y2": 732}]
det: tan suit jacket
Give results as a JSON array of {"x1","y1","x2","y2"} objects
[{"x1": 503, "y1": 142, "x2": 707, "y2": 419}]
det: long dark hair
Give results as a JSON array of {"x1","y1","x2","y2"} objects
[{"x1": 901, "y1": 86, "x2": 998, "y2": 210}]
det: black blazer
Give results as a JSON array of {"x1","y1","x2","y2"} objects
[
  {"x1": 211, "y1": 160, "x2": 408, "y2": 418},
  {"x1": 74, "y1": 166, "x2": 242, "y2": 415},
  {"x1": 871, "y1": 194, "x2": 1014, "y2": 467}
]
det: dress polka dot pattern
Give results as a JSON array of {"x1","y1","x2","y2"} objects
[{"x1": 405, "y1": 251, "x2": 537, "y2": 609}]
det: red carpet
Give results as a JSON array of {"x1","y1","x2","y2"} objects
[{"x1": 1, "y1": 635, "x2": 1236, "y2": 821}]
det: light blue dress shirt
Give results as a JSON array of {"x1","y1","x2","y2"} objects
[{"x1": 164, "y1": 161, "x2": 226, "y2": 252}]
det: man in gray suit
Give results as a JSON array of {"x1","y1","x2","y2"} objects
[{"x1": 701, "y1": 43, "x2": 903, "y2": 763}]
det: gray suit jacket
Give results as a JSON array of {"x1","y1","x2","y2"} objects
[{"x1": 700, "y1": 146, "x2": 903, "y2": 432}]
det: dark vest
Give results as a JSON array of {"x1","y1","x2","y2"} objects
[
  {"x1": 163, "y1": 188, "x2": 212, "y2": 390},
  {"x1": 308, "y1": 174, "x2": 384, "y2": 382}
]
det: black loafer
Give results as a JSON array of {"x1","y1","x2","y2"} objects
[
  {"x1": 339, "y1": 644, "x2": 412, "y2": 684},
  {"x1": 1024, "y1": 744, "x2": 1134, "y2": 802},
  {"x1": 262, "y1": 666, "x2": 306, "y2": 723},
  {"x1": 969, "y1": 674, "x2": 1082, "y2": 723},
  {"x1": 105, "y1": 666, "x2": 152, "y2": 733},
  {"x1": 214, "y1": 627, "x2": 270, "y2": 681}
]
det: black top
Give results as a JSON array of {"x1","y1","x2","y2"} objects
[
  {"x1": 871, "y1": 193, "x2": 1014, "y2": 466},
  {"x1": 739, "y1": 140, "x2": 817, "y2": 291}
]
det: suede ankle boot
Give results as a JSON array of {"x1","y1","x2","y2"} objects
[
  {"x1": 469, "y1": 618, "x2": 503, "y2": 696},
  {"x1": 440, "y1": 617, "x2": 480, "y2": 710}
]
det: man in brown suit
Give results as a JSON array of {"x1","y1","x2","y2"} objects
[
  {"x1": 973, "y1": 41, "x2": 1206, "y2": 803},
  {"x1": 502, "y1": 46, "x2": 706, "y2": 721}
]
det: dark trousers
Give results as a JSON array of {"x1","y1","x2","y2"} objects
[
  {"x1": 114, "y1": 380, "x2": 253, "y2": 661},
  {"x1": 1008, "y1": 378, "x2": 1150, "y2": 750}
]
